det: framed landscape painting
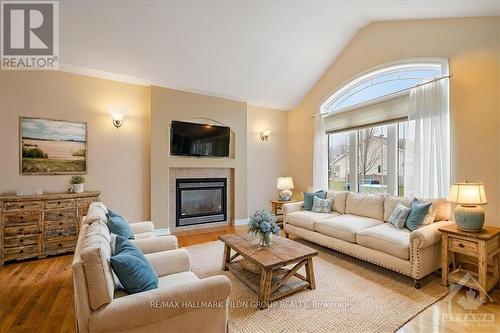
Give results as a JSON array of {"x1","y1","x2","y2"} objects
[{"x1": 20, "y1": 117, "x2": 87, "y2": 175}]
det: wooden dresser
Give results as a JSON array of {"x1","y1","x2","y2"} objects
[{"x1": 0, "y1": 191, "x2": 100, "y2": 266}]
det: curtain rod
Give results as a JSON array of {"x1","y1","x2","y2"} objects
[{"x1": 311, "y1": 74, "x2": 452, "y2": 119}]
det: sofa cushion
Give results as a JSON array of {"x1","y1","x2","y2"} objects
[
  {"x1": 107, "y1": 209, "x2": 135, "y2": 239},
  {"x1": 326, "y1": 191, "x2": 349, "y2": 214},
  {"x1": 315, "y1": 214, "x2": 384, "y2": 243},
  {"x1": 419, "y1": 198, "x2": 452, "y2": 222},
  {"x1": 311, "y1": 196, "x2": 333, "y2": 213},
  {"x1": 303, "y1": 191, "x2": 326, "y2": 211},
  {"x1": 405, "y1": 199, "x2": 433, "y2": 231},
  {"x1": 356, "y1": 223, "x2": 411, "y2": 260},
  {"x1": 85, "y1": 202, "x2": 108, "y2": 224},
  {"x1": 113, "y1": 271, "x2": 199, "y2": 299},
  {"x1": 384, "y1": 196, "x2": 412, "y2": 222},
  {"x1": 285, "y1": 211, "x2": 338, "y2": 231},
  {"x1": 110, "y1": 235, "x2": 158, "y2": 294},
  {"x1": 345, "y1": 192, "x2": 385, "y2": 220},
  {"x1": 80, "y1": 221, "x2": 115, "y2": 310}
]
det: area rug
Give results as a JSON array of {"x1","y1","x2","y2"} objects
[{"x1": 186, "y1": 239, "x2": 448, "y2": 333}]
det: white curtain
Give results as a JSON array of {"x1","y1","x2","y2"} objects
[
  {"x1": 313, "y1": 115, "x2": 328, "y2": 191},
  {"x1": 404, "y1": 78, "x2": 450, "y2": 198}
]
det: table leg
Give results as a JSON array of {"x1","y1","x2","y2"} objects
[
  {"x1": 478, "y1": 241, "x2": 487, "y2": 303},
  {"x1": 259, "y1": 268, "x2": 273, "y2": 309},
  {"x1": 441, "y1": 234, "x2": 449, "y2": 287},
  {"x1": 222, "y1": 244, "x2": 230, "y2": 271},
  {"x1": 305, "y1": 258, "x2": 316, "y2": 290},
  {"x1": 493, "y1": 252, "x2": 499, "y2": 289}
]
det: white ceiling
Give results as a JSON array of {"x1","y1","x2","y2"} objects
[{"x1": 59, "y1": 1, "x2": 500, "y2": 110}]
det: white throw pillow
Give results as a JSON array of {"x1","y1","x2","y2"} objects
[
  {"x1": 388, "y1": 203, "x2": 411, "y2": 229},
  {"x1": 311, "y1": 196, "x2": 333, "y2": 213}
]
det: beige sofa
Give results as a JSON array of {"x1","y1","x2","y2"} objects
[
  {"x1": 73, "y1": 204, "x2": 231, "y2": 333},
  {"x1": 283, "y1": 191, "x2": 453, "y2": 287}
]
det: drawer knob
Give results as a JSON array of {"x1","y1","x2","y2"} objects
[
  {"x1": 459, "y1": 243, "x2": 464, "y2": 248},
  {"x1": 59, "y1": 222, "x2": 63, "y2": 226},
  {"x1": 20, "y1": 205, "x2": 24, "y2": 209},
  {"x1": 58, "y1": 201, "x2": 61, "y2": 205},
  {"x1": 20, "y1": 216, "x2": 24, "y2": 220},
  {"x1": 58, "y1": 213, "x2": 63, "y2": 217},
  {"x1": 20, "y1": 239, "x2": 24, "y2": 243},
  {"x1": 19, "y1": 249, "x2": 24, "y2": 253},
  {"x1": 58, "y1": 232, "x2": 63, "y2": 236},
  {"x1": 58, "y1": 243, "x2": 63, "y2": 247},
  {"x1": 19, "y1": 228, "x2": 24, "y2": 233}
]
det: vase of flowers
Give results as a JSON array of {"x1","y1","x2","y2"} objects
[{"x1": 248, "y1": 210, "x2": 281, "y2": 247}]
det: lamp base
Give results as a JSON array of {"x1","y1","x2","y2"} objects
[
  {"x1": 454, "y1": 205, "x2": 485, "y2": 233},
  {"x1": 278, "y1": 190, "x2": 292, "y2": 201}
]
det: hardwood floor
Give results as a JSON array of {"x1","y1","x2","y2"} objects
[{"x1": 1, "y1": 224, "x2": 499, "y2": 333}]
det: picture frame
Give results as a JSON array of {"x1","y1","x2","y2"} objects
[{"x1": 19, "y1": 117, "x2": 88, "y2": 175}]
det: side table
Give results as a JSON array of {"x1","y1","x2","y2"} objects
[{"x1": 439, "y1": 224, "x2": 500, "y2": 302}]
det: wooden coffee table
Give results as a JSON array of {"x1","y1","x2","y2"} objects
[{"x1": 219, "y1": 233, "x2": 318, "y2": 309}]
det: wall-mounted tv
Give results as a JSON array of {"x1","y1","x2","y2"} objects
[{"x1": 170, "y1": 121, "x2": 230, "y2": 157}]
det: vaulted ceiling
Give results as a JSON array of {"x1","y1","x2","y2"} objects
[{"x1": 59, "y1": 1, "x2": 499, "y2": 110}]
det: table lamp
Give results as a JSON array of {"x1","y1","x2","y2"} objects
[
  {"x1": 277, "y1": 177, "x2": 294, "y2": 201},
  {"x1": 447, "y1": 182, "x2": 487, "y2": 232}
]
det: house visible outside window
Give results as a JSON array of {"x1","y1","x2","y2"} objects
[{"x1": 323, "y1": 59, "x2": 448, "y2": 196}]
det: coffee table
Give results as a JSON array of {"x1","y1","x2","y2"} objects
[{"x1": 219, "y1": 233, "x2": 318, "y2": 309}]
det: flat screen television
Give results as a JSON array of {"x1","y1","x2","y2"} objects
[{"x1": 170, "y1": 121, "x2": 230, "y2": 157}]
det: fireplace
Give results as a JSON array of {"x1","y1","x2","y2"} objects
[{"x1": 176, "y1": 178, "x2": 227, "y2": 227}]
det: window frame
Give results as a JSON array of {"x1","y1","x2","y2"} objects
[
  {"x1": 320, "y1": 58, "x2": 448, "y2": 115},
  {"x1": 323, "y1": 59, "x2": 448, "y2": 197}
]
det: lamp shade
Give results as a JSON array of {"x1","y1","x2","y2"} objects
[
  {"x1": 277, "y1": 177, "x2": 294, "y2": 190},
  {"x1": 447, "y1": 182, "x2": 487, "y2": 205}
]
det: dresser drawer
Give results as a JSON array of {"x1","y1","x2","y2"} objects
[
  {"x1": 3, "y1": 201, "x2": 44, "y2": 212},
  {"x1": 4, "y1": 244, "x2": 40, "y2": 261},
  {"x1": 45, "y1": 239, "x2": 76, "y2": 254},
  {"x1": 449, "y1": 238, "x2": 478, "y2": 255},
  {"x1": 76, "y1": 197, "x2": 98, "y2": 207},
  {"x1": 44, "y1": 227, "x2": 78, "y2": 241},
  {"x1": 44, "y1": 219, "x2": 77, "y2": 230},
  {"x1": 4, "y1": 234, "x2": 40, "y2": 248},
  {"x1": 45, "y1": 199, "x2": 75, "y2": 210},
  {"x1": 43, "y1": 209, "x2": 77, "y2": 222},
  {"x1": 3, "y1": 210, "x2": 41, "y2": 226},
  {"x1": 4, "y1": 223, "x2": 40, "y2": 237}
]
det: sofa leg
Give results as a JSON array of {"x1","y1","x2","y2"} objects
[{"x1": 414, "y1": 278, "x2": 421, "y2": 289}]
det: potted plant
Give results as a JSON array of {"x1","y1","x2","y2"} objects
[
  {"x1": 70, "y1": 175, "x2": 86, "y2": 193},
  {"x1": 248, "y1": 210, "x2": 280, "y2": 247}
]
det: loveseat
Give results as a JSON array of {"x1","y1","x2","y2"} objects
[
  {"x1": 283, "y1": 191, "x2": 454, "y2": 287},
  {"x1": 72, "y1": 203, "x2": 232, "y2": 333}
]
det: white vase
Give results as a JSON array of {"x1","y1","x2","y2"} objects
[{"x1": 73, "y1": 183, "x2": 84, "y2": 193}]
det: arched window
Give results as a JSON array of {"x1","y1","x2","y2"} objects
[
  {"x1": 321, "y1": 60, "x2": 447, "y2": 114},
  {"x1": 323, "y1": 59, "x2": 448, "y2": 196}
]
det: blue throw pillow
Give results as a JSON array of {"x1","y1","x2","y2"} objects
[
  {"x1": 110, "y1": 235, "x2": 158, "y2": 294},
  {"x1": 405, "y1": 198, "x2": 432, "y2": 231},
  {"x1": 303, "y1": 191, "x2": 326, "y2": 211},
  {"x1": 107, "y1": 209, "x2": 134, "y2": 239}
]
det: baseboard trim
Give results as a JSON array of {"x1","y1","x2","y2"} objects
[
  {"x1": 234, "y1": 218, "x2": 249, "y2": 226},
  {"x1": 154, "y1": 228, "x2": 171, "y2": 236}
]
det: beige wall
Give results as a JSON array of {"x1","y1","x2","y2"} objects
[
  {"x1": 150, "y1": 86, "x2": 248, "y2": 229},
  {"x1": 0, "y1": 71, "x2": 151, "y2": 221},
  {"x1": 247, "y1": 105, "x2": 288, "y2": 214},
  {"x1": 288, "y1": 17, "x2": 500, "y2": 226}
]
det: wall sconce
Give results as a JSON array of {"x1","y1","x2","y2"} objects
[
  {"x1": 111, "y1": 113, "x2": 124, "y2": 129},
  {"x1": 260, "y1": 130, "x2": 271, "y2": 141}
]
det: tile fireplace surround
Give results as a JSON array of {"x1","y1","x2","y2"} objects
[{"x1": 169, "y1": 167, "x2": 235, "y2": 232}]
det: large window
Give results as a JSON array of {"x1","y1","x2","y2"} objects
[
  {"x1": 324, "y1": 59, "x2": 448, "y2": 196},
  {"x1": 328, "y1": 122, "x2": 405, "y2": 196}
]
